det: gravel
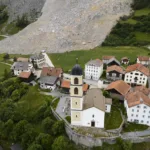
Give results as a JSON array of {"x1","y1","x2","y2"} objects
[{"x1": 0, "y1": 0, "x2": 132, "y2": 54}]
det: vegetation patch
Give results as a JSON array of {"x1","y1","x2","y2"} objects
[
  {"x1": 122, "y1": 122, "x2": 149, "y2": 132},
  {"x1": 65, "y1": 116, "x2": 71, "y2": 123},
  {"x1": 105, "y1": 106, "x2": 123, "y2": 130},
  {"x1": 0, "y1": 63, "x2": 10, "y2": 78},
  {"x1": 49, "y1": 46, "x2": 149, "y2": 72},
  {"x1": 51, "y1": 98, "x2": 60, "y2": 110}
]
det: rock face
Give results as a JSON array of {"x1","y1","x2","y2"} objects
[
  {"x1": 0, "y1": 0, "x2": 132, "y2": 54},
  {"x1": 0, "y1": 0, "x2": 46, "y2": 22}
]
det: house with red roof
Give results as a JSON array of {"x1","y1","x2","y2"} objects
[{"x1": 124, "y1": 63, "x2": 149, "y2": 86}]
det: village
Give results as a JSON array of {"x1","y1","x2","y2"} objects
[{"x1": 8, "y1": 49, "x2": 150, "y2": 137}]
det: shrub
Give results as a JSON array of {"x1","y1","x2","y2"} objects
[{"x1": 16, "y1": 14, "x2": 30, "y2": 28}]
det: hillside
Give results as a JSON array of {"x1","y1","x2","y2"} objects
[
  {"x1": 102, "y1": 0, "x2": 150, "y2": 46},
  {"x1": 0, "y1": 0, "x2": 132, "y2": 54}
]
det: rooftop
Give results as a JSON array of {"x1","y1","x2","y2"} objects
[
  {"x1": 11, "y1": 62, "x2": 32, "y2": 70},
  {"x1": 86, "y1": 59, "x2": 103, "y2": 67},
  {"x1": 106, "y1": 80, "x2": 131, "y2": 96},
  {"x1": 41, "y1": 67, "x2": 63, "y2": 77},
  {"x1": 71, "y1": 64, "x2": 83, "y2": 76},
  {"x1": 102, "y1": 56, "x2": 115, "y2": 60},
  {"x1": 19, "y1": 71, "x2": 31, "y2": 79},
  {"x1": 17, "y1": 57, "x2": 29, "y2": 62},
  {"x1": 137, "y1": 56, "x2": 149, "y2": 61},
  {"x1": 83, "y1": 88, "x2": 112, "y2": 111},
  {"x1": 125, "y1": 91, "x2": 150, "y2": 108},
  {"x1": 125, "y1": 63, "x2": 149, "y2": 76},
  {"x1": 39, "y1": 76, "x2": 58, "y2": 85},
  {"x1": 30, "y1": 53, "x2": 44, "y2": 60},
  {"x1": 106, "y1": 65, "x2": 124, "y2": 74}
]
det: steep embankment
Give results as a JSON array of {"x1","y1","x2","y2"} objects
[{"x1": 0, "y1": 0, "x2": 132, "y2": 54}]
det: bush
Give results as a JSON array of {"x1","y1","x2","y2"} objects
[{"x1": 16, "y1": 14, "x2": 30, "y2": 28}]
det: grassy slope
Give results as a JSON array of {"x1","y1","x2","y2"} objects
[
  {"x1": 134, "y1": 8, "x2": 150, "y2": 16},
  {"x1": 49, "y1": 46, "x2": 149, "y2": 72},
  {"x1": 0, "y1": 63, "x2": 10, "y2": 77},
  {"x1": 105, "y1": 106, "x2": 122, "y2": 130},
  {"x1": 17, "y1": 86, "x2": 52, "y2": 117}
]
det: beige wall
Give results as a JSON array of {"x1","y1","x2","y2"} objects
[
  {"x1": 71, "y1": 111, "x2": 81, "y2": 122},
  {"x1": 70, "y1": 86, "x2": 83, "y2": 97},
  {"x1": 71, "y1": 75, "x2": 83, "y2": 85},
  {"x1": 71, "y1": 97, "x2": 83, "y2": 110}
]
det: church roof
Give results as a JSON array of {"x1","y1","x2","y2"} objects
[
  {"x1": 83, "y1": 88, "x2": 111, "y2": 111},
  {"x1": 71, "y1": 64, "x2": 83, "y2": 76}
]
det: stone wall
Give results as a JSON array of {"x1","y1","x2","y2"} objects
[{"x1": 51, "y1": 103, "x2": 150, "y2": 147}]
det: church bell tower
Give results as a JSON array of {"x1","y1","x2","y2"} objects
[{"x1": 70, "y1": 64, "x2": 83, "y2": 126}]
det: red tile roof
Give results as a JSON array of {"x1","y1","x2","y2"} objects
[
  {"x1": 106, "y1": 65, "x2": 124, "y2": 74},
  {"x1": 125, "y1": 91, "x2": 150, "y2": 108},
  {"x1": 61, "y1": 80, "x2": 89, "y2": 92},
  {"x1": 19, "y1": 71, "x2": 31, "y2": 79},
  {"x1": 125, "y1": 63, "x2": 149, "y2": 76},
  {"x1": 41, "y1": 67, "x2": 63, "y2": 77},
  {"x1": 102, "y1": 56, "x2": 115, "y2": 60},
  {"x1": 134, "y1": 86, "x2": 150, "y2": 96},
  {"x1": 106, "y1": 80, "x2": 131, "y2": 96},
  {"x1": 138, "y1": 56, "x2": 149, "y2": 61}
]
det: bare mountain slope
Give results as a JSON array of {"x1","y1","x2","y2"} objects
[{"x1": 0, "y1": 0, "x2": 132, "y2": 54}]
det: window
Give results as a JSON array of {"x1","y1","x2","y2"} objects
[
  {"x1": 131, "y1": 73, "x2": 133, "y2": 75},
  {"x1": 147, "y1": 121, "x2": 149, "y2": 123},
  {"x1": 132, "y1": 109, "x2": 134, "y2": 112},
  {"x1": 92, "y1": 115, "x2": 94, "y2": 118},
  {"x1": 131, "y1": 114, "x2": 134, "y2": 116},
  {"x1": 140, "y1": 74, "x2": 143, "y2": 76},
  {"x1": 143, "y1": 115, "x2": 145, "y2": 118},
  {"x1": 136, "y1": 115, "x2": 138, "y2": 117},
  {"x1": 144, "y1": 106, "x2": 147, "y2": 109},
  {"x1": 74, "y1": 78, "x2": 79, "y2": 84},
  {"x1": 143, "y1": 78, "x2": 145, "y2": 80},
  {"x1": 75, "y1": 102, "x2": 77, "y2": 105},
  {"x1": 135, "y1": 73, "x2": 139, "y2": 75},
  {"x1": 141, "y1": 120, "x2": 143, "y2": 123},
  {"x1": 148, "y1": 116, "x2": 150, "y2": 118},
  {"x1": 112, "y1": 73, "x2": 116, "y2": 77},
  {"x1": 74, "y1": 88, "x2": 78, "y2": 95},
  {"x1": 137, "y1": 106, "x2": 140, "y2": 108},
  {"x1": 137, "y1": 110, "x2": 139, "y2": 112},
  {"x1": 76, "y1": 115, "x2": 78, "y2": 118},
  {"x1": 143, "y1": 110, "x2": 146, "y2": 113}
]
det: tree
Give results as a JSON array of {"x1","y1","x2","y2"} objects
[
  {"x1": 52, "y1": 136, "x2": 70, "y2": 150},
  {"x1": 52, "y1": 120, "x2": 65, "y2": 136},
  {"x1": 21, "y1": 128, "x2": 38, "y2": 149},
  {"x1": 12, "y1": 120, "x2": 30, "y2": 142},
  {"x1": 42, "y1": 117, "x2": 54, "y2": 133},
  {"x1": 4, "y1": 119, "x2": 14, "y2": 137},
  {"x1": 13, "y1": 57, "x2": 17, "y2": 62},
  {"x1": 102, "y1": 90, "x2": 110, "y2": 98},
  {"x1": 3, "y1": 69, "x2": 10, "y2": 80},
  {"x1": 35, "y1": 133, "x2": 53, "y2": 150},
  {"x1": 3, "y1": 53, "x2": 9, "y2": 60},
  {"x1": 27, "y1": 143, "x2": 43, "y2": 150},
  {"x1": 16, "y1": 14, "x2": 30, "y2": 28}
]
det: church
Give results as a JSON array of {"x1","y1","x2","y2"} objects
[{"x1": 70, "y1": 64, "x2": 112, "y2": 128}]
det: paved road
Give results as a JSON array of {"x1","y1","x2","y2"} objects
[
  {"x1": 42, "y1": 53, "x2": 54, "y2": 67},
  {"x1": 56, "y1": 96, "x2": 70, "y2": 119}
]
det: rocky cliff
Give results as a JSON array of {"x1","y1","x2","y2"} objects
[
  {"x1": 0, "y1": 0, "x2": 132, "y2": 54},
  {"x1": 0, "y1": 0, "x2": 46, "y2": 22}
]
